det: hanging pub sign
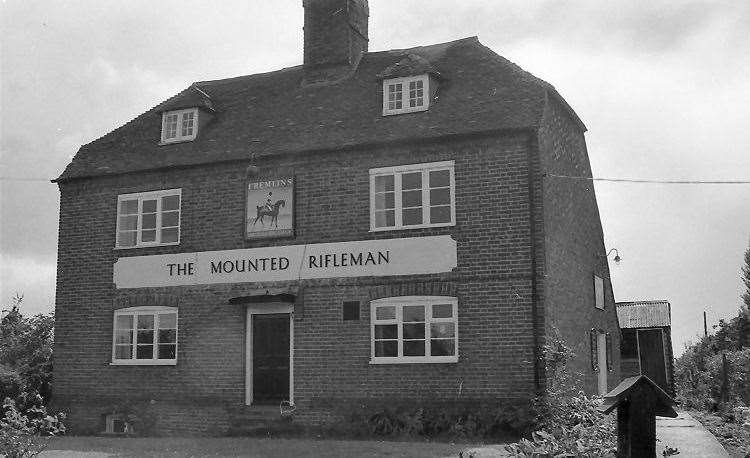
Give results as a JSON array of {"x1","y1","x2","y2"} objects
[{"x1": 246, "y1": 176, "x2": 294, "y2": 239}]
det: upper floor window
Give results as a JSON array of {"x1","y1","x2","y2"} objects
[
  {"x1": 112, "y1": 306, "x2": 177, "y2": 365},
  {"x1": 382, "y1": 75, "x2": 429, "y2": 115},
  {"x1": 370, "y1": 296, "x2": 458, "y2": 364},
  {"x1": 369, "y1": 161, "x2": 455, "y2": 231},
  {"x1": 594, "y1": 275, "x2": 605, "y2": 309},
  {"x1": 161, "y1": 108, "x2": 198, "y2": 143},
  {"x1": 116, "y1": 189, "x2": 181, "y2": 248}
]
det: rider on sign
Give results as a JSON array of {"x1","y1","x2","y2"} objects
[{"x1": 262, "y1": 191, "x2": 273, "y2": 212}]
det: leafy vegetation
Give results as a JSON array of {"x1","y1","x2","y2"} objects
[
  {"x1": 673, "y1": 242, "x2": 750, "y2": 457},
  {"x1": 1, "y1": 294, "x2": 66, "y2": 457},
  {"x1": 674, "y1": 243, "x2": 750, "y2": 410},
  {"x1": 0, "y1": 392, "x2": 65, "y2": 457},
  {"x1": 504, "y1": 330, "x2": 617, "y2": 457},
  {"x1": 336, "y1": 400, "x2": 536, "y2": 440},
  {"x1": 0, "y1": 294, "x2": 54, "y2": 403}
]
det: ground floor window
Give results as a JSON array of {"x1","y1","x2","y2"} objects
[
  {"x1": 370, "y1": 296, "x2": 458, "y2": 364},
  {"x1": 112, "y1": 306, "x2": 177, "y2": 365}
]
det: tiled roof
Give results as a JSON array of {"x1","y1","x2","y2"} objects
[
  {"x1": 377, "y1": 53, "x2": 440, "y2": 79},
  {"x1": 616, "y1": 300, "x2": 672, "y2": 328},
  {"x1": 156, "y1": 85, "x2": 216, "y2": 113},
  {"x1": 56, "y1": 37, "x2": 582, "y2": 181}
]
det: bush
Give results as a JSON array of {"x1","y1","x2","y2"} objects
[
  {"x1": 0, "y1": 392, "x2": 65, "y2": 458},
  {"x1": 676, "y1": 343, "x2": 750, "y2": 410},
  {"x1": 505, "y1": 330, "x2": 617, "y2": 457},
  {"x1": 0, "y1": 295, "x2": 54, "y2": 403},
  {"x1": 0, "y1": 365, "x2": 23, "y2": 401},
  {"x1": 340, "y1": 401, "x2": 535, "y2": 440}
]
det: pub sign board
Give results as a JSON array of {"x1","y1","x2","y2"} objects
[
  {"x1": 246, "y1": 176, "x2": 294, "y2": 239},
  {"x1": 113, "y1": 236, "x2": 457, "y2": 288}
]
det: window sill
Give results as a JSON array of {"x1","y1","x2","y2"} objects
[
  {"x1": 370, "y1": 221, "x2": 455, "y2": 232},
  {"x1": 158, "y1": 138, "x2": 196, "y2": 146},
  {"x1": 114, "y1": 242, "x2": 180, "y2": 250},
  {"x1": 370, "y1": 356, "x2": 458, "y2": 364},
  {"x1": 110, "y1": 360, "x2": 177, "y2": 366},
  {"x1": 382, "y1": 106, "x2": 429, "y2": 116}
]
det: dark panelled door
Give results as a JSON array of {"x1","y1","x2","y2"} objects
[
  {"x1": 638, "y1": 329, "x2": 668, "y2": 392},
  {"x1": 252, "y1": 313, "x2": 290, "y2": 404}
]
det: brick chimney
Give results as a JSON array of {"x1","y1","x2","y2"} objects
[{"x1": 303, "y1": 0, "x2": 369, "y2": 84}]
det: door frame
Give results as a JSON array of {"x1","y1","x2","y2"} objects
[
  {"x1": 596, "y1": 332, "x2": 608, "y2": 395},
  {"x1": 245, "y1": 303, "x2": 294, "y2": 406},
  {"x1": 636, "y1": 327, "x2": 668, "y2": 388}
]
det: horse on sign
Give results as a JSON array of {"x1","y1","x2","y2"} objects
[{"x1": 252, "y1": 199, "x2": 286, "y2": 228}]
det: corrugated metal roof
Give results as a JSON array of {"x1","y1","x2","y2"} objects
[{"x1": 616, "y1": 300, "x2": 671, "y2": 328}]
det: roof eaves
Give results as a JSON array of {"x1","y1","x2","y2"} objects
[{"x1": 52, "y1": 125, "x2": 537, "y2": 183}]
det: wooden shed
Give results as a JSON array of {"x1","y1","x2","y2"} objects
[{"x1": 616, "y1": 300, "x2": 675, "y2": 396}]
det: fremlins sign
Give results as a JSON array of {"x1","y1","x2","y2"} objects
[{"x1": 246, "y1": 176, "x2": 294, "y2": 239}]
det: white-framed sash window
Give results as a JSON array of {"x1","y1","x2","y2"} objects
[
  {"x1": 369, "y1": 161, "x2": 455, "y2": 231},
  {"x1": 116, "y1": 189, "x2": 181, "y2": 248},
  {"x1": 370, "y1": 296, "x2": 458, "y2": 364},
  {"x1": 161, "y1": 108, "x2": 198, "y2": 143},
  {"x1": 382, "y1": 75, "x2": 430, "y2": 115},
  {"x1": 111, "y1": 306, "x2": 177, "y2": 365}
]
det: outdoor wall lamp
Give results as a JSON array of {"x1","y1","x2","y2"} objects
[{"x1": 601, "y1": 248, "x2": 622, "y2": 264}]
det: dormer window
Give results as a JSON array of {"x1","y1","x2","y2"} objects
[
  {"x1": 382, "y1": 75, "x2": 430, "y2": 116},
  {"x1": 161, "y1": 108, "x2": 198, "y2": 143}
]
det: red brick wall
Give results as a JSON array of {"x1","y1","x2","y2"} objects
[
  {"x1": 303, "y1": 0, "x2": 368, "y2": 69},
  {"x1": 537, "y1": 95, "x2": 622, "y2": 394},
  {"x1": 54, "y1": 133, "x2": 543, "y2": 434}
]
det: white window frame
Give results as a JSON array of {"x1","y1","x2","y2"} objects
[
  {"x1": 594, "y1": 275, "x2": 605, "y2": 310},
  {"x1": 111, "y1": 306, "x2": 178, "y2": 366},
  {"x1": 160, "y1": 108, "x2": 198, "y2": 144},
  {"x1": 382, "y1": 75, "x2": 430, "y2": 116},
  {"x1": 115, "y1": 188, "x2": 181, "y2": 249},
  {"x1": 370, "y1": 296, "x2": 458, "y2": 364},
  {"x1": 369, "y1": 161, "x2": 455, "y2": 231}
]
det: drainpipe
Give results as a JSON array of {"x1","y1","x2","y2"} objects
[{"x1": 525, "y1": 131, "x2": 542, "y2": 394}]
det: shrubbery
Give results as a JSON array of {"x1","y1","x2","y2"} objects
[
  {"x1": 0, "y1": 392, "x2": 66, "y2": 458},
  {"x1": 676, "y1": 347, "x2": 750, "y2": 410},
  {"x1": 504, "y1": 331, "x2": 617, "y2": 457},
  {"x1": 0, "y1": 294, "x2": 65, "y2": 456},
  {"x1": 328, "y1": 330, "x2": 618, "y2": 456},
  {"x1": 0, "y1": 365, "x2": 24, "y2": 401},
  {"x1": 343, "y1": 401, "x2": 536, "y2": 440},
  {"x1": 0, "y1": 294, "x2": 54, "y2": 403},
  {"x1": 674, "y1": 301, "x2": 750, "y2": 411}
]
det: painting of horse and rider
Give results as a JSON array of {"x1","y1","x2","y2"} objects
[{"x1": 246, "y1": 177, "x2": 294, "y2": 239}]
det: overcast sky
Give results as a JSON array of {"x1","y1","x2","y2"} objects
[{"x1": 2, "y1": 1, "x2": 748, "y2": 355}]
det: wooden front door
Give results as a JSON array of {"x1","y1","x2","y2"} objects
[
  {"x1": 252, "y1": 313, "x2": 290, "y2": 404},
  {"x1": 638, "y1": 329, "x2": 668, "y2": 392}
]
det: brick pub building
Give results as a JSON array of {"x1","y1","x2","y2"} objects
[{"x1": 53, "y1": 0, "x2": 621, "y2": 435}]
